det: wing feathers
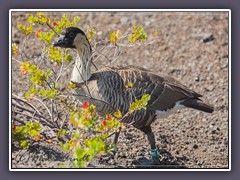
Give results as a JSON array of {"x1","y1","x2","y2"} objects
[{"x1": 91, "y1": 65, "x2": 210, "y2": 113}]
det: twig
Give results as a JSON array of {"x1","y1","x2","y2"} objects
[
  {"x1": 105, "y1": 45, "x2": 122, "y2": 66},
  {"x1": 60, "y1": 112, "x2": 69, "y2": 129},
  {"x1": 12, "y1": 102, "x2": 44, "y2": 119},
  {"x1": 31, "y1": 97, "x2": 52, "y2": 118},
  {"x1": 12, "y1": 58, "x2": 22, "y2": 64},
  {"x1": 51, "y1": 98, "x2": 54, "y2": 123},
  {"x1": 46, "y1": 22, "x2": 60, "y2": 36},
  {"x1": 12, "y1": 109, "x2": 55, "y2": 128},
  {"x1": 12, "y1": 117, "x2": 25, "y2": 125},
  {"x1": 92, "y1": 46, "x2": 112, "y2": 64},
  {"x1": 55, "y1": 52, "x2": 66, "y2": 83},
  {"x1": 12, "y1": 95, "x2": 42, "y2": 115}
]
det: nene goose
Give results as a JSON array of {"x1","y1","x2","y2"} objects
[{"x1": 54, "y1": 27, "x2": 213, "y2": 163}]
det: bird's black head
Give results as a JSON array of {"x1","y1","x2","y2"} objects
[{"x1": 53, "y1": 27, "x2": 87, "y2": 49}]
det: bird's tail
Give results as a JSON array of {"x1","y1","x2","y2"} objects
[{"x1": 181, "y1": 99, "x2": 214, "y2": 113}]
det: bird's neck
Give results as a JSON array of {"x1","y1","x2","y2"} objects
[{"x1": 71, "y1": 47, "x2": 92, "y2": 84}]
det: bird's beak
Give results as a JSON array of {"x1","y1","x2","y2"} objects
[{"x1": 53, "y1": 35, "x2": 67, "y2": 47}]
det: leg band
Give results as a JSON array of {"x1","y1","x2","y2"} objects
[{"x1": 150, "y1": 148, "x2": 159, "y2": 159}]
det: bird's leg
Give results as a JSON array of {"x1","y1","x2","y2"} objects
[
  {"x1": 110, "y1": 126, "x2": 122, "y2": 157},
  {"x1": 147, "y1": 132, "x2": 160, "y2": 159},
  {"x1": 140, "y1": 126, "x2": 160, "y2": 164}
]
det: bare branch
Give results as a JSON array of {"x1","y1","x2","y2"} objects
[
  {"x1": 31, "y1": 97, "x2": 52, "y2": 118},
  {"x1": 12, "y1": 94, "x2": 42, "y2": 115}
]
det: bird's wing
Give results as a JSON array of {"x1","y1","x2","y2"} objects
[{"x1": 108, "y1": 65, "x2": 202, "y2": 111}]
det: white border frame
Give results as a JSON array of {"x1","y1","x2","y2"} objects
[{"x1": 9, "y1": 9, "x2": 231, "y2": 171}]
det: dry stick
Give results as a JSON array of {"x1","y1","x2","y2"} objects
[
  {"x1": 91, "y1": 39, "x2": 108, "y2": 48},
  {"x1": 92, "y1": 46, "x2": 111, "y2": 63},
  {"x1": 117, "y1": 39, "x2": 156, "y2": 47},
  {"x1": 32, "y1": 97, "x2": 52, "y2": 118},
  {"x1": 92, "y1": 32, "x2": 127, "y2": 66},
  {"x1": 92, "y1": 46, "x2": 112, "y2": 64},
  {"x1": 46, "y1": 22, "x2": 59, "y2": 37},
  {"x1": 12, "y1": 58, "x2": 22, "y2": 64},
  {"x1": 91, "y1": 60, "x2": 98, "y2": 70},
  {"x1": 40, "y1": 42, "x2": 47, "y2": 63},
  {"x1": 51, "y1": 98, "x2": 54, "y2": 123},
  {"x1": 20, "y1": 35, "x2": 31, "y2": 61},
  {"x1": 59, "y1": 93, "x2": 79, "y2": 113},
  {"x1": 11, "y1": 102, "x2": 45, "y2": 120},
  {"x1": 60, "y1": 112, "x2": 69, "y2": 129},
  {"x1": 12, "y1": 116, "x2": 25, "y2": 125},
  {"x1": 53, "y1": 99, "x2": 63, "y2": 129},
  {"x1": 16, "y1": 94, "x2": 52, "y2": 126},
  {"x1": 105, "y1": 45, "x2": 122, "y2": 66},
  {"x1": 106, "y1": 131, "x2": 116, "y2": 138},
  {"x1": 12, "y1": 108, "x2": 54, "y2": 128},
  {"x1": 55, "y1": 62, "x2": 64, "y2": 83},
  {"x1": 12, "y1": 95, "x2": 42, "y2": 115},
  {"x1": 34, "y1": 99, "x2": 50, "y2": 121},
  {"x1": 92, "y1": 40, "x2": 121, "y2": 67},
  {"x1": 13, "y1": 109, "x2": 59, "y2": 143},
  {"x1": 100, "y1": 46, "x2": 114, "y2": 63},
  {"x1": 55, "y1": 51, "x2": 66, "y2": 83},
  {"x1": 64, "y1": 61, "x2": 75, "y2": 72}
]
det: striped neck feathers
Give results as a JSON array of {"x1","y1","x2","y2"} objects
[{"x1": 71, "y1": 35, "x2": 92, "y2": 84}]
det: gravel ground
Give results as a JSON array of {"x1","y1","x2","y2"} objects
[{"x1": 11, "y1": 11, "x2": 229, "y2": 169}]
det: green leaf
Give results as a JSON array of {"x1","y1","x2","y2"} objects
[
  {"x1": 29, "y1": 129, "x2": 39, "y2": 137},
  {"x1": 129, "y1": 94, "x2": 151, "y2": 113},
  {"x1": 153, "y1": 30, "x2": 158, "y2": 36},
  {"x1": 19, "y1": 140, "x2": 30, "y2": 149},
  {"x1": 28, "y1": 15, "x2": 35, "y2": 23},
  {"x1": 12, "y1": 43, "x2": 19, "y2": 55},
  {"x1": 109, "y1": 30, "x2": 121, "y2": 44},
  {"x1": 128, "y1": 25, "x2": 148, "y2": 43},
  {"x1": 45, "y1": 69, "x2": 53, "y2": 76},
  {"x1": 114, "y1": 110, "x2": 122, "y2": 118},
  {"x1": 87, "y1": 28, "x2": 96, "y2": 42},
  {"x1": 64, "y1": 54, "x2": 73, "y2": 62},
  {"x1": 17, "y1": 24, "x2": 34, "y2": 36},
  {"x1": 60, "y1": 142, "x2": 70, "y2": 152},
  {"x1": 125, "y1": 82, "x2": 133, "y2": 88},
  {"x1": 57, "y1": 128, "x2": 67, "y2": 138}
]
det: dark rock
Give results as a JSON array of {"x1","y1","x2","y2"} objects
[{"x1": 193, "y1": 144, "x2": 198, "y2": 149}]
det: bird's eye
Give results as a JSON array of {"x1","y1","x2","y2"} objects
[{"x1": 69, "y1": 32, "x2": 75, "y2": 38}]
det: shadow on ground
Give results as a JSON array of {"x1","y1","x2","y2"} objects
[{"x1": 133, "y1": 149, "x2": 187, "y2": 169}]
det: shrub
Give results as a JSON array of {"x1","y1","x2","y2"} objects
[{"x1": 12, "y1": 12, "x2": 156, "y2": 168}]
